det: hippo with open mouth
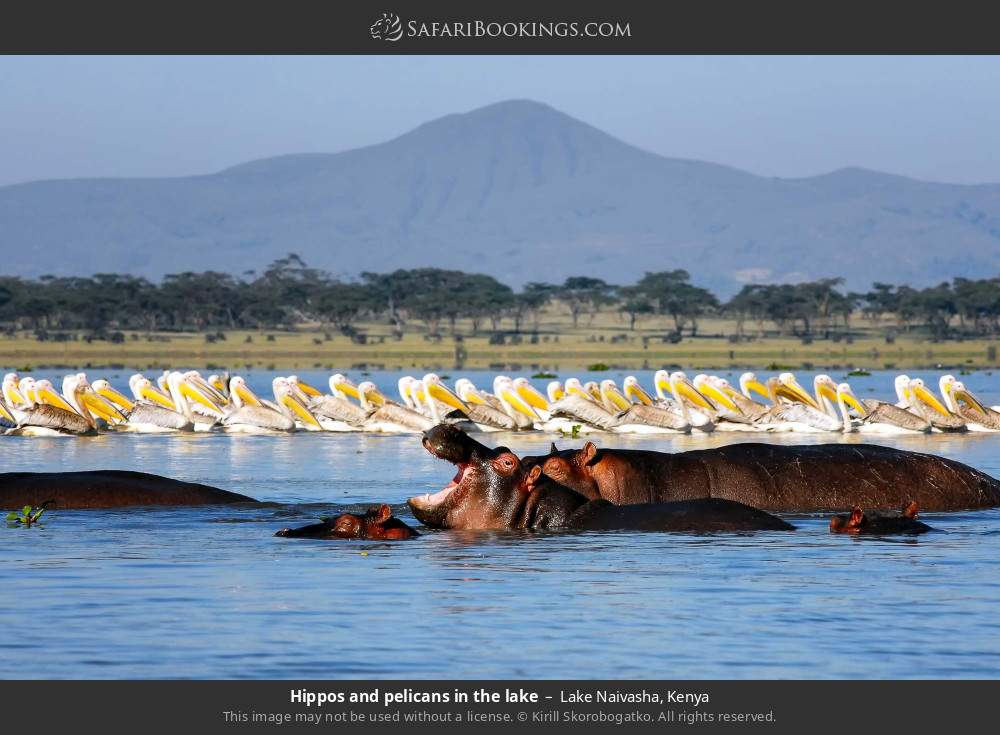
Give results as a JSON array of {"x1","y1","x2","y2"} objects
[
  {"x1": 408, "y1": 425, "x2": 792, "y2": 532},
  {"x1": 275, "y1": 504, "x2": 419, "y2": 540},
  {"x1": 527, "y1": 440, "x2": 1000, "y2": 512}
]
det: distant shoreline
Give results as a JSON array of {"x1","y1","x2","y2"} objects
[{"x1": 2, "y1": 327, "x2": 996, "y2": 373}]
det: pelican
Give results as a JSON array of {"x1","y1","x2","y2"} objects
[
  {"x1": 6, "y1": 374, "x2": 99, "y2": 436},
  {"x1": 119, "y1": 373, "x2": 220, "y2": 432},
  {"x1": 904, "y1": 378, "x2": 966, "y2": 432},
  {"x1": 422, "y1": 374, "x2": 471, "y2": 420},
  {"x1": 303, "y1": 375, "x2": 371, "y2": 431},
  {"x1": 941, "y1": 376, "x2": 1000, "y2": 431},
  {"x1": 491, "y1": 377, "x2": 539, "y2": 430},
  {"x1": 543, "y1": 375, "x2": 618, "y2": 432},
  {"x1": 752, "y1": 376, "x2": 841, "y2": 432},
  {"x1": 693, "y1": 374, "x2": 755, "y2": 430},
  {"x1": 613, "y1": 376, "x2": 690, "y2": 433},
  {"x1": 813, "y1": 375, "x2": 840, "y2": 418},
  {"x1": 357, "y1": 380, "x2": 434, "y2": 433},
  {"x1": 547, "y1": 381, "x2": 566, "y2": 402},
  {"x1": 455, "y1": 380, "x2": 521, "y2": 431},
  {"x1": 665, "y1": 372, "x2": 716, "y2": 432},
  {"x1": 222, "y1": 377, "x2": 321, "y2": 433},
  {"x1": 512, "y1": 378, "x2": 552, "y2": 421},
  {"x1": 836, "y1": 382, "x2": 931, "y2": 434}
]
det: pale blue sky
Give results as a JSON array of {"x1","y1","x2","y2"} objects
[{"x1": 2, "y1": 55, "x2": 999, "y2": 187}]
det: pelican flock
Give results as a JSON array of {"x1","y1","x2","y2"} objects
[{"x1": 1, "y1": 368, "x2": 996, "y2": 438}]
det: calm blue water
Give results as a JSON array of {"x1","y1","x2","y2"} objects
[{"x1": 1, "y1": 369, "x2": 999, "y2": 679}]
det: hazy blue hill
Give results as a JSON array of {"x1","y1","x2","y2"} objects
[{"x1": 2, "y1": 99, "x2": 999, "y2": 295}]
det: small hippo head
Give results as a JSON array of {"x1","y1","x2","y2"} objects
[
  {"x1": 524, "y1": 441, "x2": 602, "y2": 501},
  {"x1": 408, "y1": 424, "x2": 545, "y2": 529},
  {"x1": 830, "y1": 500, "x2": 925, "y2": 534},
  {"x1": 276, "y1": 504, "x2": 419, "y2": 540}
]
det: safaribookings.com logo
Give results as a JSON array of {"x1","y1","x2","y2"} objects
[{"x1": 370, "y1": 13, "x2": 631, "y2": 42}]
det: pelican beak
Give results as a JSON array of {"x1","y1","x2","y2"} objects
[
  {"x1": 0, "y1": 400, "x2": 15, "y2": 423},
  {"x1": 96, "y1": 384, "x2": 135, "y2": 411},
  {"x1": 282, "y1": 392, "x2": 322, "y2": 430},
  {"x1": 141, "y1": 385, "x2": 177, "y2": 409},
  {"x1": 838, "y1": 387, "x2": 868, "y2": 417},
  {"x1": 180, "y1": 381, "x2": 224, "y2": 415},
  {"x1": 502, "y1": 388, "x2": 539, "y2": 420},
  {"x1": 7, "y1": 385, "x2": 26, "y2": 407},
  {"x1": 603, "y1": 386, "x2": 632, "y2": 411},
  {"x1": 426, "y1": 382, "x2": 468, "y2": 412},
  {"x1": 745, "y1": 379, "x2": 771, "y2": 401},
  {"x1": 210, "y1": 376, "x2": 227, "y2": 393},
  {"x1": 675, "y1": 377, "x2": 716, "y2": 411},
  {"x1": 786, "y1": 377, "x2": 819, "y2": 409},
  {"x1": 191, "y1": 375, "x2": 228, "y2": 404},
  {"x1": 516, "y1": 382, "x2": 550, "y2": 410},
  {"x1": 235, "y1": 383, "x2": 263, "y2": 407},
  {"x1": 567, "y1": 384, "x2": 592, "y2": 401},
  {"x1": 81, "y1": 390, "x2": 127, "y2": 424},
  {"x1": 363, "y1": 386, "x2": 386, "y2": 406},
  {"x1": 954, "y1": 386, "x2": 989, "y2": 414},
  {"x1": 37, "y1": 386, "x2": 75, "y2": 412},
  {"x1": 335, "y1": 381, "x2": 360, "y2": 400},
  {"x1": 296, "y1": 380, "x2": 323, "y2": 398},
  {"x1": 699, "y1": 383, "x2": 737, "y2": 412},
  {"x1": 624, "y1": 383, "x2": 654, "y2": 406},
  {"x1": 912, "y1": 383, "x2": 951, "y2": 416},
  {"x1": 463, "y1": 391, "x2": 487, "y2": 405},
  {"x1": 550, "y1": 386, "x2": 566, "y2": 401},
  {"x1": 816, "y1": 382, "x2": 839, "y2": 405}
]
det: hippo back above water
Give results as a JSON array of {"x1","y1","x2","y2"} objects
[
  {"x1": 0, "y1": 470, "x2": 256, "y2": 509},
  {"x1": 527, "y1": 440, "x2": 1000, "y2": 512}
]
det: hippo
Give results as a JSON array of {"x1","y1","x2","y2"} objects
[
  {"x1": 829, "y1": 501, "x2": 932, "y2": 535},
  {"x1": 407, "y1": 425, "x2": 793, "y2": 532},
  {"x1": 275, "y1": 504, "x2": 420, "y2": 540},
  {"x1": 527, "y1": 440, "x2": 1000, "y2": 512},
  {"x1": 0, "y1": 470, "x2": 256, "y2": 509}
]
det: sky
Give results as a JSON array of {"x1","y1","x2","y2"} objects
[{"x1": 2, "y1": 55, "x2": 999, "y2": 187}]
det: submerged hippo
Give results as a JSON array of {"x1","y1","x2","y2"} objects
[
  {"x1": 275, "y1": 504, "x2": 420, "y2": 540},
  {"x1": 408, "y1": 425, "x2": 792, "y2": 532},
  {"x1": 527, "y1": 440, "x2": 1000, "y2": 512},
  {"x1": 0, "y1": 470, "x2": 256, "y2": 509},
  {"x1": 829, "y1": 501, "x2": 932, "y2": 535}
]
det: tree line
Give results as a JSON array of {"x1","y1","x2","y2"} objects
[{"x1": 1, "y1": 253, "x2": 998, "y2": 341}]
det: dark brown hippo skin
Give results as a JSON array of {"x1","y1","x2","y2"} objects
[
  {"x1": 526, "y1": 440, "x2": 1000, "y2": 512},
  {"x1": 275, "y1": 504, "x2": 419, "y2": 540},
  {"x1": 408, "y1": 425, "x2": 792, "y2": 532},
  {"x1": 829, "y1": 501, "x2": 932, "y2": 535},
  {"x1": 0, "y1": 470, "x2": 256, "y2": 509}
]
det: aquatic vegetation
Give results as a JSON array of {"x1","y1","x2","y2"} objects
[
  {"x1": 6, "y1": 502, "x2": 51, "y2": 528},
  {"x1": 587, "y1": 363, "x2": 610, "y2": 372},
  {"x1": 847, "y1": 368, "x2": 872, "y2": 376},
  {"x1": 532, "y1": 372, "x2": 557, "y2": 379}
]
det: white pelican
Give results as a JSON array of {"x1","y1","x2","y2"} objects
[
  {"x1": 302, "y1": 375, "x2": 371, "y2": 431},
  {"x1": 544, "y1": 376, "x2": 618, "y2": 432},
  {"x1": 941, "y1": 376, "x2": 1000, "y2": 431},
  {"x1": 6, "y1": 374, "x2": 100, "y2": 436},
  {"x1": 612, "y1": 375, "x2": 690, "y2": 433},
  {"x1": 751, "y1": 376, "x2": 841, "y2": 432},
  {"x1": 835, "y1": 382, "x2": 931, "y2": 434},
  {"x1": 904, "y1": 378, "x2": 966, "y2": 432},
  {"x1": 357, "y1": 380, "x2": 434, "y2": 433},
  {"x1": 455, "y1": 380, "x2": 521, "y2": 431},
  {"x1": 222, "y1": 377, "x2": 321, "y2": 433}
]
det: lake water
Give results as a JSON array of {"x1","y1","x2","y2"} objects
[{"x1": 2, "y1": 369, "x2": 1000, "y2": 679}]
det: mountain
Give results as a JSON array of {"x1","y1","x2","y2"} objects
[{"x1": 2, "y1": 99, "x2": 1000, "y2": 296}]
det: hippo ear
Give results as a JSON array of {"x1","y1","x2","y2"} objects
[
  {"x1": 582, "y1": 441, "x2": 598, "y2": 466},
  {"x1": 902, "y1": 500, "x2": 919, "y2": 519},
  {"x1": 524, "y1": 464, "x2": 543, "y2": 492},
  {"x1": 549, "y1": 442, "x2": 559, "y2": 455},
  {"x1": 366, "y1": 504, "x2": 393, "y2": 525},
  {"x1": 848, "y1": 506, "x2": 865, "y2": 528}
]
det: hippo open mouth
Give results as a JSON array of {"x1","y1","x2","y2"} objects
[{"x1": 409, "y1": 425, "x2": 494, "y2": 526}]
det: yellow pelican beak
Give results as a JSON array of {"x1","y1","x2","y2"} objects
[
  {"x1": 296, "y1": 380, "x2": 323, "y2": 398},
  {"x1": 335, "y1": 381, "x2": 360, "y2": 400},
  {"x1": 675, "y1": 377, "x2": 716, "y2": 412},
  {"x1": 779, "y1": 376, "x2": 819, "y2": 409},
  {"x1": 516, "y1": 382, "x2": 550, "y2": 411},
  {"x1": 838, "y1": 387, "x2": 868, "y2": 417},
  {"x1": 282, "y1": 392, "x2": 322, "y2": 430},
  {"x1": 142, "y1": 385, "x2": 177, "y2": 409},
  {"x1": 567, "y1": 384, "x2": 592, "y2": 401},
  {"x1": 698, "y1": 383, "x2": 737, "y2": 412},
  {"x1": 462, "y1": 390, "x2": 487, "y2": 405},
  {"x1": 180, "y1": 381, "x2": 224, "y2": 415},
  {"x1": 37, "y1": 385, "x2": 76, "y2": 412},
  {"x1": 501, "y1": 388, "x2": 539, "y2": 420},
  {"x1": 235, "y1": 383, "x2": 263, "y2": 407},
  {"x1": 816, "y1": 382, "x2": 839, "y2": 405},
  {"x1": 744, "y1": 379, "x2": 771, "y2": 402},
  {"x1": 0, "y1": 400, "x2": 15, "y2": 423},
  {"x1": 912, "y1": 383, "x2": 951, "y2": 416},
  {"x1": 602, "y1": 385, "x2": 632, "y2": 411},
  {"x1": 362, "y1": 385, "x2": 386, "y2": 406},
  {"x1": 624, "y1": 382, "x2": 654, "y2": 406},
  {"x1": 953, "y1": 386, "x2": 988, "y2": 414},
  {"x1": 426, "y1": 382, "x2": 468, "y2": 412},
  {"x1": 80, "y1": 390, "x2": 127, "y2": 424},
  {"x1": 96, "y1": 384, "x2": 135, "y2": 411}
]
